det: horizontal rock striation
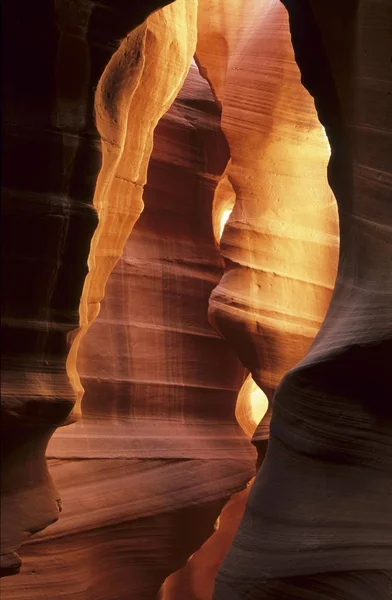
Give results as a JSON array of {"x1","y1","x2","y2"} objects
[
  {"x1": 49, "y1": 62, "x2": 251, "y2": 461},
  {"x1": 2, "y1": 45, "x2": 255, "y2": 600},
  {"x1": 1, "y1": 0, "x2": 185, "y2": 577},
  {"x1": 197, "y1": 0, "x2": 339, "y2": 455},
  {"x1": 214, "y1": 0, "x2": 392, "y2": 597},
  {"x1": 2, "y1": 0, "x2": 391, "y2": 597}
]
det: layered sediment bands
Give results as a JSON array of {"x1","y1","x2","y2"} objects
[
  {"x1": 160, "y1": 376, "x2": 267, "y2": 600},
  {"x1": 196, "y1": 0, "x2": 339, "y2": 451},
  {"x1": 1, "y1": 0, "x2": 98, "y2": 573},
  {"x1": 0, "y1": 459, "x2": 238, "y2": 600},
  {"x1": 2, "y1": 61, "x2": 256, "y2": 599},
  {"x1": 214, "y1": 0, "x2": 392, "y2": 597},
  {"x1": 161, "y1": 481, "x2": 254, "y2": 600},
  {"x1": 49, "y1": 61, "x2": 251, "y2": 460},
  {"x1": 2, "y1": 0, "x2": 390, "y2": 596},
  {"x1": 1, "y1": 0, "x2": 190, "y2": 576},
  {"x1": 67, "y1": 0, "x2": 198, "y2": 417}
]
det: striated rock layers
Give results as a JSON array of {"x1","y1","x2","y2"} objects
[
  {"x1": 1, "y1": 0, "x2": 196, "y2": 579},
  {"x1": 1, "y1": 0, "x2": 391, "y2": 598},
  {"x1": 1, "y1": 16, "x2": 255, "y2": 600},
  {"x1": 8, "y1": 61, "x2": 253, "y2": 599},
  {"x1": 212, "y1": 0, "x2": 392, "y2": 598},
  {"x1": 48, "y1": 68, "x2": 249, "y2": 461},
  {"x1": 196, "y1": 0, "x2": 339, "y2": 460}
]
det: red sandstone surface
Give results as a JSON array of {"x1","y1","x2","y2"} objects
[{"x1": 1, "y1": 0, "x2": 391, "y2": 598}]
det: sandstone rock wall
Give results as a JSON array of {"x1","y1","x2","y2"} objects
[
  {"x1": 197, "y1": 0, "x2": 339, "y2": 455},
  {"x1": 1, "y1": 0, "x2": 193, "y2": 577},
  {"x1": 214, "y1": 0, "x2": 392, "y2": 596},
  {"x1": 1, "y1": 0, "x2": 391, "y2": 598}
]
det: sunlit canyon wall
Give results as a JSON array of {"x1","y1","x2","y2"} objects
[{"x1": 1, "y1": 0, "x2": 391, "y2": 599}]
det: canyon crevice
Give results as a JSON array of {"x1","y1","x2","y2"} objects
[{"x1": 1, "y1": 0, "x2": 391, "y2": 598}]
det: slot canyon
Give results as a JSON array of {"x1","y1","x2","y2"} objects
[{"x1": 1, "y1": 0, "x2": 391, "y2": 598}]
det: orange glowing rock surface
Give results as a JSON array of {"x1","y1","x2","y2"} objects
[
  {"x1": 219, "y1": 208, "x2": 233, "y2": 241},
  {"x1": 198, "y1": 0, "x2": 339, "y2": 417},
  {"x1": 1, "y1": 0, "x2": 391, "y2": 597},
  {"x1": 66, "y1": 0, "x2": 198, "y2": 418}
]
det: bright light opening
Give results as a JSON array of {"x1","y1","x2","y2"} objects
[
  {"x1": 219, "y1": 208, "x2": 232, "y2": 240},
  {"x1": 249, "y1": 379, "x2": 268, "y2": 425},
  {"x1": 322, "y1": 126, "x2": 331, "y2": 153},
  {"x1": 235, "y1": 374, "x2": 268, "y2": 438}
]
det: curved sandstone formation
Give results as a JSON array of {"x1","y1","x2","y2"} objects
[
  {"x1": 66, "y1": 0, "x2": 198, "y2": 418},
  {"x1": 196, "y1": 0, "x2": 339, "y2": 458},
  {"x1": 1, "y1": 0, "x2": 391, "y2": 597},
  {"x1": 1, "y1": 47, "x2": 256, "y2": 600},
  {"x1": 50, "y1": 61, "x2": 251, "y2": 461},
  {"x1": 1, "y1": 0, "x2": 196, "y2": 578},
  {"x1": 213, "y1": 0, "x2": 392, "y2": 597}
]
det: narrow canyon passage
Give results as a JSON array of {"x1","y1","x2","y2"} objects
[
  {"x1": 1, "y1": 0, "x2": 391, "y2": 598},
  {"x1": 1, "y1": 1, "x2": 200, "y2": 584},
  {"x1": 212, "y1": 0, "x2": 392, "y2": 597},
  {"x1": 2, "y1": 50, "x2": 258, "y2": 600}
]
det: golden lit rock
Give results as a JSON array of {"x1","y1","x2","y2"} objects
[
  {"x1": 235, "y1": 375, "x2": 269, "y2": 438},
  {"x1": 1, "y1": 0, "x2": 391, "y2": 597},
  {"x1": 219, "y1": 208, "x2": 233, "y2": 241}
]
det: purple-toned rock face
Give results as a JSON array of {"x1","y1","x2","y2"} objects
[
  {"x1": 212, "y1": 0, "x2": 392, "y2": 597},
  {"x1": 1, "y1": 0, "x2": 179, "y2": 577},
  {"x1": 1, "y1": 0, "x2": 391, "y2": 598}
]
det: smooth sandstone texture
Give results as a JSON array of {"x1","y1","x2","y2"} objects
[
  {"x1": 162, "y1": 481, "x2": 254, "y2": 600},
  {"x1": 1, "y1": 0, "x2": 194, "y2": 577},
  {"x1": 67, "y1": 0, "x2": 198, "y2": 418},
  {"x1": 1, "y1": 0, "x2": 98, "y2": 573},
  {"x1": 213, "y1": 0, "x2": 392, "y2": 597},
  {"x1": 1, "y1": 54, "x2": 256, "y2": 600},
  {"x1": 1, "y1": 0, "x2": 391, "y2": 597},
  {"x1": 49, "y1": 61, "x2": 252, "y2": 461},
  {"x1": 197, "y1": 0, "x2": 339, "y2": 452},
  {"x1": 155, "y1": 1, "x2": 341, "y2": 596}
]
